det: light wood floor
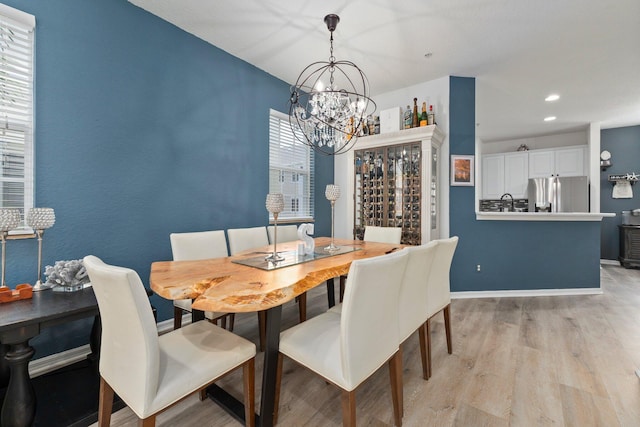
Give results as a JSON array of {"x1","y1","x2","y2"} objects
[{"x1": 94, "y1": 264, "x2": 640, "y2": 426}]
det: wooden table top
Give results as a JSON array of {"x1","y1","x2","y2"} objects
[{"x1": 150, "y1": 237, "x2": 401, "y2": 313}]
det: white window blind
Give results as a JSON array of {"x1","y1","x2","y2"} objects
[
  {"x1": 269, "y1": 109, "x2": 314, "y2": 221},
  {"x1": 0, "y1": 4, "x2": 34, "y2": 230}
]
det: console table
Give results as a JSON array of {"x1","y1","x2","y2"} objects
[{"x1": 0, "y1": 287, "x2": 99, "y2": 427}]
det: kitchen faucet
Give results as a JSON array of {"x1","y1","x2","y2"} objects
[{"x1": 500, "y1": 193, "x2": 514, "y2": 212}]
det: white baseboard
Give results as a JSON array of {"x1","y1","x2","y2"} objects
[
  {"x1": 452, "y1": 287, "x2": 603, "y2": 299},
  {"x1": 29, "y1": 317, "x2": 176, "y2": 378},
  {"x1": 600, "y1": 259, "x2": 620, "y2": 266}
]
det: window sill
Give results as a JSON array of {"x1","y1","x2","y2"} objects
[{"x1": 269, "y1": 218, "x2": 314, "y2": 225}]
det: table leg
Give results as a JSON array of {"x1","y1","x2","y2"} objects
[
  {"x1": 205, "y1": 305, "x2": 282, "y2": 427},
  {"x1": 0, "y1": 342, "x2": 9, "y2": 388},
  {"x1": 1, "y1": 341, "x2": 36, "y2": 427},
  {"x1": 326, "y1": 278, "x2": 336, "y2": 308},
  {"x1": 259, "y1": 305, "x2": 282, "y2": 427},
  {"x1": 192, "y1": 308, "x2": 205, "y2": 323}
]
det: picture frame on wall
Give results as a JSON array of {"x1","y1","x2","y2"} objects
[{"x1": 451, "y1": 155, "x2": 474, "y2": 186}]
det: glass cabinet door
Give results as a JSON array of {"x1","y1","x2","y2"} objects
[{"x1": 354, "y1": 142, "x2": 421, "y2": 245}]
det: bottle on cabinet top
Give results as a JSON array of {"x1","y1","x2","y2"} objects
[
  {"x1": 412, "y1": 98, "x2": 419, "y2": 128},
  {"x1": 403, "y1": 105, "x2": 412, "y2": 129},
  {"x1": 427, "y1": 105, "x2": 435, "y2": 125},
  {"x1": 420, "y1": 102, "x2": 428, "y2": 127}
]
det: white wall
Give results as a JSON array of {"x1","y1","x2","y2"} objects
[
  {"x1": 333, "y1": 76, "x2": 451, "y2": 239},
  {"x1": 481, "y1": 129, "x2": 588, "y2": 154}
]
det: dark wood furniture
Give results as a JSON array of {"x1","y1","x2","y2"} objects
[
  {"x1": 150, "y1": 237, "x2": 400, "y2": 427},
  {"x1": 619, "y1": 225, "x2": 640, "y2": 268},
  {"x1": 0, "y1": 288, "x2": 99, "y2": 427}
]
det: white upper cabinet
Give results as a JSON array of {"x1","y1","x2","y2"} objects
[
  {"x1": 528, "y1": 146, "x2": 586, "y2": 178},
  {"x1": 481, "y1": 152, "x2": 529, "y2": 199},
  {"x1": 504, "y1": 152, "x2": 529, "y2": 197},
  {"x1": 528, "y1": 150, "x2": 555, "y2": 178},
  {"x1": 482, "y1": 154, "x2": 505, "y2": 199},
  {"x1": 554, "y1": 146, "x2": 585, "y2": 177}
]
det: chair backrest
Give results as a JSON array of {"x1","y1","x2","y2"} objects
[
  {"x1": 363, "y1": 225, "x2": 402, "y2": 244},
  {"x1": 398, "y1": 240, "x2": 439, "y2": 343},
  {"x1": 267, "y1": 224, "x2": 299, "y2": 244},
  {"x1": 227, "y1": 226, "x2": 269, "y2": 255},
  {"x1": 83, "y1": 255, "x2": 159, "y2": 415},
  {"x1": 170, "y1": 230, "x2": 228, "y2": 261},
  {"x1": 426, "y1": 236, "x2": 459, "y2": 317},
  {"x1": 340, "y1": 249, "x2": 408, "y2": 389}
]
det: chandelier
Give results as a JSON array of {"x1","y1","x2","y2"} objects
[{"x1": 289, "y1": 14, "x2": 376, "y2": 156}]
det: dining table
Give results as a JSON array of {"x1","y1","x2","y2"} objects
[{"x1": 149, "y1": 237, "x2": 402, "y2": 427}]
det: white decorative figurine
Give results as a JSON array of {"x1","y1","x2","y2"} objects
[{"x1": 297, "y1": 223, "x2": 315, "y2": 255}]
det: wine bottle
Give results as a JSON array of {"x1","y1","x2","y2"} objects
[
  {"x1": 428, "y1": 105, "x2": 435, "y2": 125},
  {"x1": 420, "y1": 102, "x2": 428, "y2": 127},
  {"x1": 412, "y1": 98, "x2": 419, "y2": 128},
  {"x1": 403, "y1": 105, "x2": 412, "y2": 129}
]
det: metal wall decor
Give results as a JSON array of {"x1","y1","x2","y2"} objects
[{"x1": 289, "y1": 14, "x2": 376, "y2": 156}]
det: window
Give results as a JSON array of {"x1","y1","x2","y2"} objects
[
  {"x1": 0, "y1": 4, "x2": 35, "y2": 232},
  {"x1": 268, "y1": 109, "x2": 314, "y2": 221}
]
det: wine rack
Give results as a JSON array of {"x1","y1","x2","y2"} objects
[{"x1": 354, "y1": 142, "x2": 423, "y2": 245}]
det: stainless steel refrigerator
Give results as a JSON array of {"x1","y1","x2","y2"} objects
[{"x1": 528, "y1": 176, "x2": 589, "y2": 212}]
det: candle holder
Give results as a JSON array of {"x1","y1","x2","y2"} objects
[
  {"x1": 0, "y1": 208, "x2": 21, "y2": 289},
  {"x1": 265, "y1": 193, "x2": 285, "y2": 262},
  {"x1": 325, "y1": 184, "x2": 341, "y2": 252},
  {"x1": 27, "y1": 208, "x2": 56, "y2": 291}
]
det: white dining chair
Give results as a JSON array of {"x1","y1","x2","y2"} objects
[
  {"x1": 170, "y1": 230, "x2": 234, "y2": 330},
  {"x1": 267, "y1": 224, "x2": 299, "y2": 246},
  {"x1": 274, "y1": 249, "x2": 409, "y2": 426},
  {"x1": 363, "y1": 225, "x2": 402, "y2": 244},
  {"x1": 227, "y1": 226, "x2": 269, "y2": 255},
  {"x1": 84, "y1": 255, "x2": 256, "y2": 427},
  {"x1": 423, "y1": 236, "x2": 458, "y2": 378},
  {"x1": 397, "y1": 240, "x2": 438, "y2": 380},
  {"x1": 334, "y1": 225, "x2": 403, "y2": 304}
]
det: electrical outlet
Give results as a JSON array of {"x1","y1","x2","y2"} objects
[{"x1": 476, "y1": 264, "x2": 481, "y2": 272}]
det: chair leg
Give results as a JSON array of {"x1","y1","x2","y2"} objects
[
  {"x1": 425, "y1": 318, "x2": 432, "y2": 379},
  {"x1": 339, "y1": 275, "x2": 346, "y2": 302},
  {"x1": 98, "y1": 376, "x2": 114, "y2": 427},
  {"x1": 273, "y1": 353, "x2": 284, "y2": 425},
  {"x1": 297, "y1": 292, "x2": 307, "y2": 322},
  {"x1": 220, "y1": 316, "x2": 227, "y2": 329},
  {"x1": 173, "y1": 306, "x2": 183, "y2": 330},
  {"x1": 443, "y1": 304, "x2": 452, "y2": 354},
  {"x1": 418, "y1": 324, "x2": 430, "y2": 380},
  {"x1": 341, "y1": 389, "x2": 356, "y2": 427},
  {"x1": 228, "y1": 313, "x2": 236, "y2": 331},
  {"x1": 258, "y1": 311, "x2": 266, "y2": 352},
  {"x1": 243, "y1": 358, "x2": 256, "y2": 427},
  {"x1": 199, "y1": 387, "x2": 208, "y2": 401},
  {"x1": 138, "y1": 415, "x2": 156, "y2": 427},
  {"x1": 389, "y1": 350, "x2": 403, "y2": 426}
]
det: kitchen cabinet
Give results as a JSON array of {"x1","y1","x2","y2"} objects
[
  {"x1": 481, "y1": 152, "x2": 529, "y2": 199},
  {"x1": 528, "y1": 146, "x2": 586, "y2": 178}
]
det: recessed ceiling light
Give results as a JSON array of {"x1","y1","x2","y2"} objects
[
  {"x1": 545, "y1": 94, "x2": 560, "y2": 102},
  {"x1": 544, "y1": 116, "x2": 556, "y2": 122}
]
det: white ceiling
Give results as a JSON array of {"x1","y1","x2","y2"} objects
[{"x1": 129, "y1": 0, "x2": 640, "y2": 142}]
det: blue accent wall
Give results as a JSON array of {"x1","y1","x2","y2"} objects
[
  {"x1": 600, "y1": 125, "x2": 640, "y2": 260},
  {"x1": 449, "y1": 76, "x2": 601, "y2": 292},
  {"x1": 2, "y1": 1, "x2": 332, "y2": 358}
]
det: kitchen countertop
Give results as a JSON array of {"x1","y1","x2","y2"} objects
[{"x1": 476, "y1": 212, "x2": 616, "y2": 221}]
